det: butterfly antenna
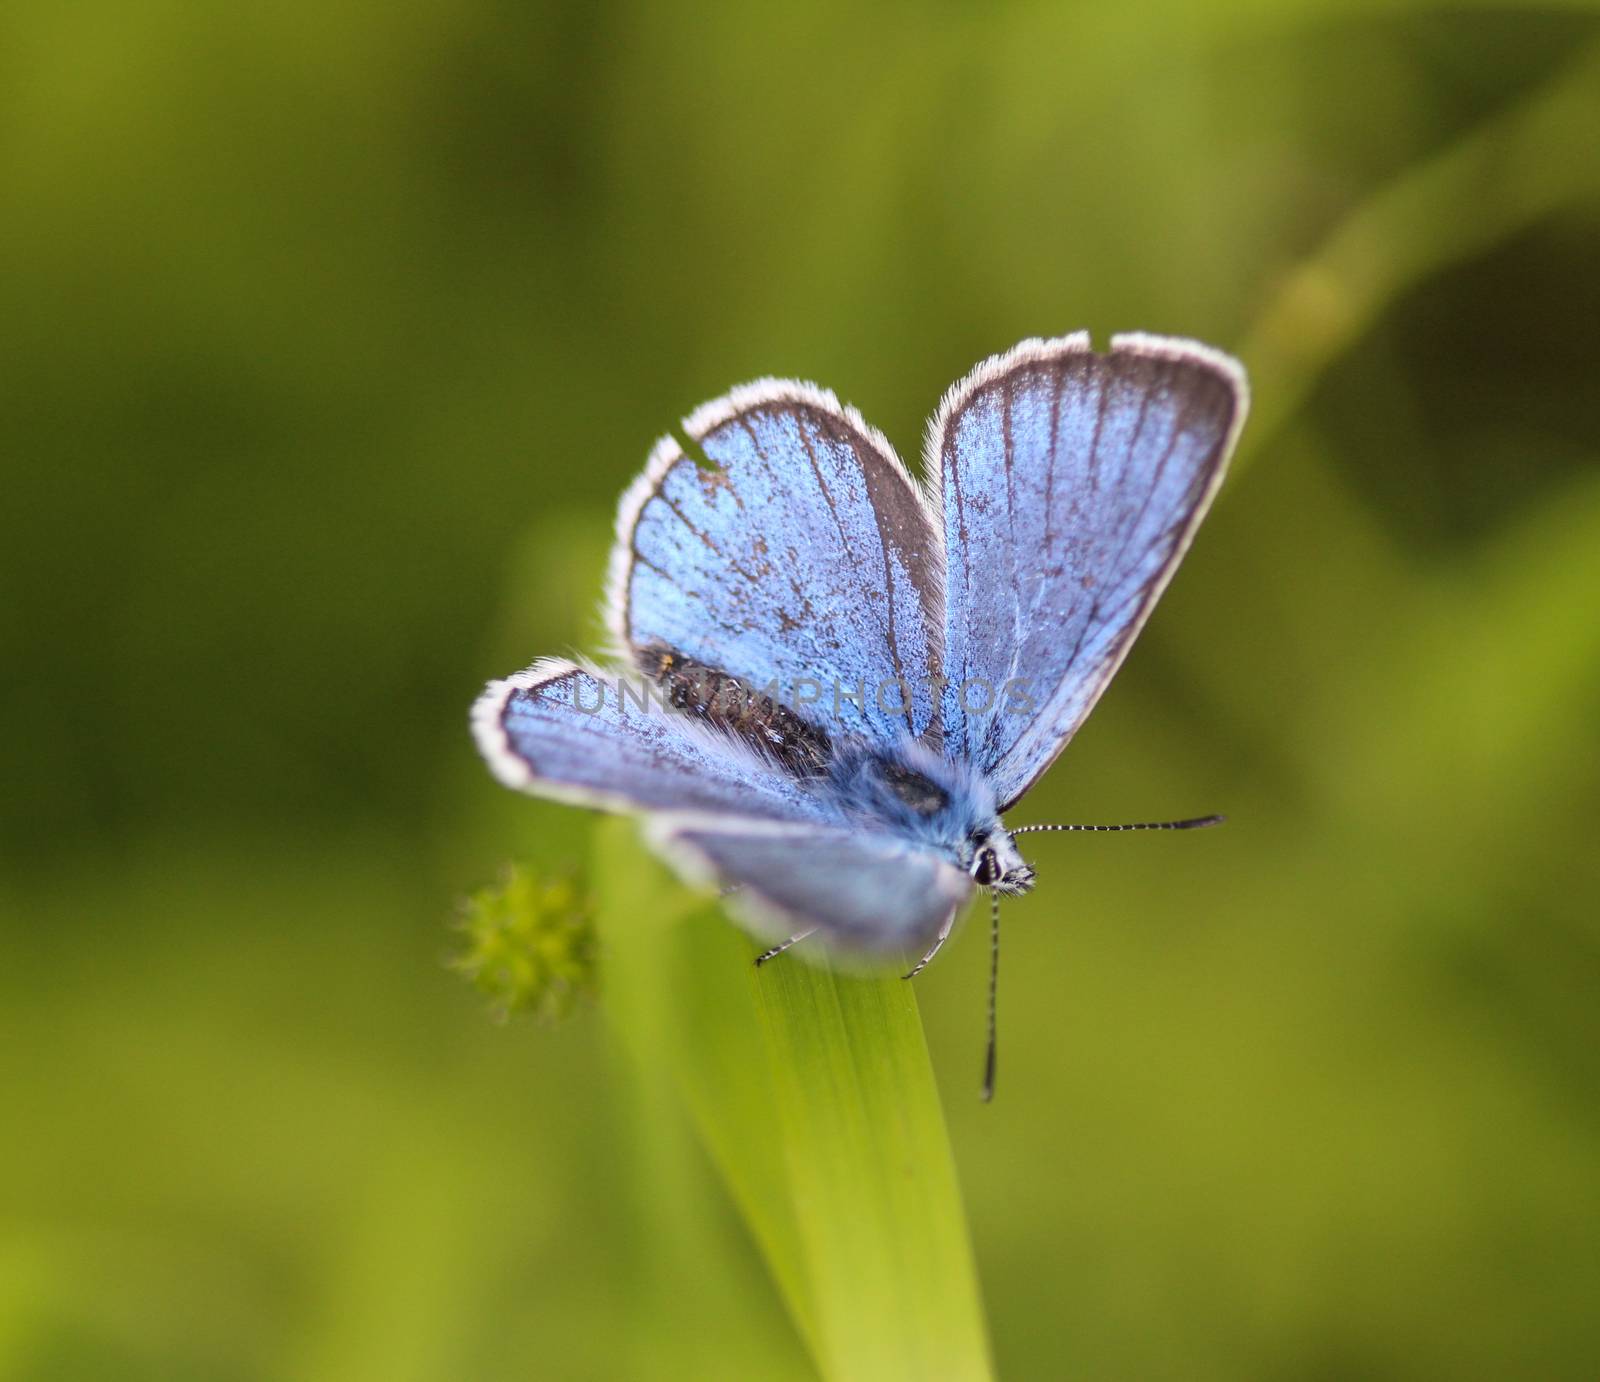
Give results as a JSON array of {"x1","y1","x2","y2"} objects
[
  {"x1": 981, "y1": 889, "x2": 1001, "y2": 1103},
  {"x1": 1011, "y1": 814, "x2": 1225, "y2": 835}
]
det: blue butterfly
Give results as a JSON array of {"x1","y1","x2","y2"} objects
[{"x1": 473, "y1": 333, "x2": 1247, "y2": 1095}]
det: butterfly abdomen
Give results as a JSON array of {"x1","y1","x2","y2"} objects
[{"x1": 634, "y1": 642, "x2": 833, "y2": 778}]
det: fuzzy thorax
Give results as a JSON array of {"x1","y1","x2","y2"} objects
[{"x1": 826, "y1": 738, "x2": 1033, "y2": 893}]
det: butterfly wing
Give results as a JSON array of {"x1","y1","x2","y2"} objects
[
  {"x1": 607, "y1": 381, "x2": 944, "y2": 745},
  {"x1": 931, "y1": 333, "x2": 1247, "y2": 809},
  {"x1": 473, "y1": 659, "x2": 840, "y2": 823},
  {"x1": 649, "y1": 814, "x2": 971, "y2": 954},
  {"x1": 474, "y1": 663, "x2": 963, "y2": 953}
]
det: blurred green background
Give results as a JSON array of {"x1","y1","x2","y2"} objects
[{"x1": 5, "y1": 3, "x2": 1600, "y2": 1378}]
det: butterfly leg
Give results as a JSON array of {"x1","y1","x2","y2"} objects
[
  {"x1": 754, "y1": 928, "x2": 817, "y2": 967},
  {"x1": 902, "y1": 906, "x2": 959, "y2": 980}
]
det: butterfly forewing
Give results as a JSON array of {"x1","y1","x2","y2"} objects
[
  {"x1": 607, "y1": 382, "x2": 945, "y2": 746},
  {"x1": 930, "y1": 333, "x2": 1246, "y2": 809}
]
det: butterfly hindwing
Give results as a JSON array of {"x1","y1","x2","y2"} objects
[
  {"x1": 473, "y1": 659, "x2": 840, "y2": 823},
  {"x1": 649, "y1": 813, "x2": 971, "y2": 954},
  {"x1": 930, "y1": 333, "x2": 1246, "y2": 808},
  {"x1": 607, "y1": 382, "x2": 945, "y2": 746}
]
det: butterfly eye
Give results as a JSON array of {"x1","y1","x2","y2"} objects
[{"x1": 973, "y1": 849, "x2": 1001, "y2": 886}]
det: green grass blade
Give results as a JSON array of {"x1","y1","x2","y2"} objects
[
  {"x1": 747, "y1": 928, "x2": 994, "y2": 1381},
  {"x1": 594, "y1": 817, "x2": 993, "y2": 1382}
]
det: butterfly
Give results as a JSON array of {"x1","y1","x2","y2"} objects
[{"x1": 473, "y1": 333, "x2": 1248, "y2": 1096}]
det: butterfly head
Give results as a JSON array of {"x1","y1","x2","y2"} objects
[{"x1": 972, "y1": 827, "x2": 1034, "y2": 896}]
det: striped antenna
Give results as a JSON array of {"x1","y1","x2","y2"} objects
[
  {"x1": 981, "y1": 890, "x2": 1001, "y2": 1102},
  {"x1": 1010, "y1": 814, "x2": 1224, "y2": 835}
]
